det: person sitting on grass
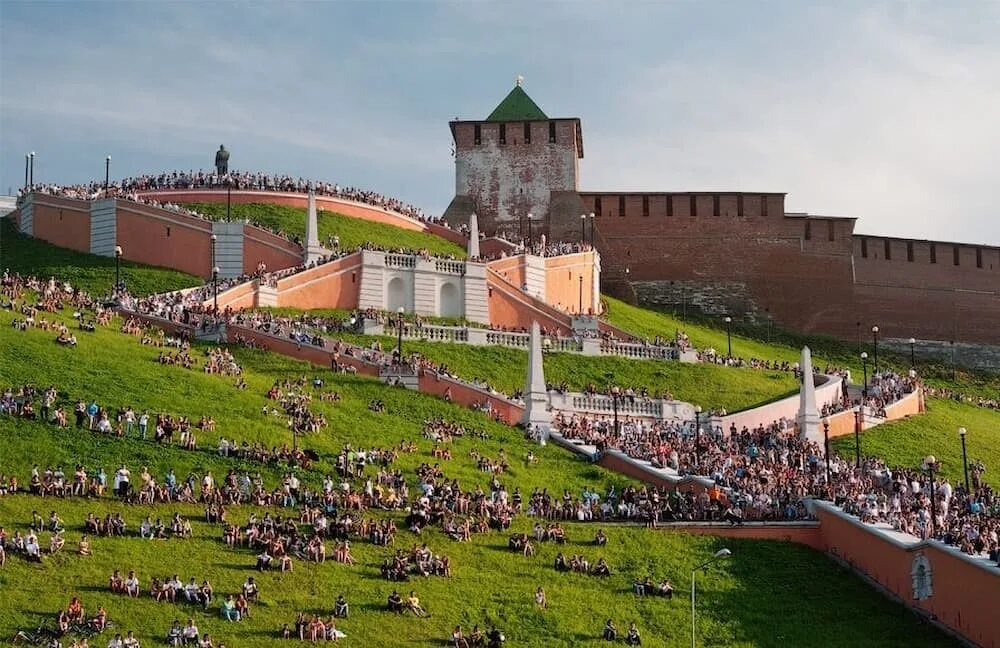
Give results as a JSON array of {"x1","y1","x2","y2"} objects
[
  {"x1": 592, "y1": 557, "x2": 611, "y2": 577},
  {"x1": 66, "y1": 596, "x2": 84, "y2": 623},
  {"x1": 77, "y1": 535, "x2": 91, "y2": 556},
  {"x1": 241, "y1": 577, "x2": 259, "y2": 602},
  {"x1": 49, "y1": 533, "x2": 66, "y2": 554},
  {"x1": 124, "y1": 571, "x2": 140, "y2": 598},
  {"x1": 486, "y1": 626, "x2": 504, "y2": 648},
  {"x1": 657, "y1": 579, "x2": 674, "y2": 598},
  {"x1": 181, "y1": 619, "x2": 199, "y2": 645},
  {"x1": 602, "y1": 619, "x2": 618, "y2": 641},
  {"x1": 221, "y1": 595, "x2": 239, "y2": 622},
  {"x1": 553, "y1": 552, "x2": 568, "y2": 572},
  {"x1": 594, "y1": 529, "x2": 608, "y2": 546},
  {"x1": 123, "y1": 630, "x2": 141, "y2": 648},
  {"x1": 452, "y1": 625, "x2": 470, "y2": 648},
  {"x1": 406, "y1": 590, "x2": 429, "y2": 617},
  {"x1": 91, "y1": 606, "x2": 107, "y2": 632},
  {"x1": 625, "y1": 622, "x2": 641, "y2": 646},
  {"x1": 333, "y1": 594, "x2": 348, "y2": 618},
  {"x1": 235, "y1": 594, "x2": 250, "y2": 620},
  {"x1": 307, "y1": 615, "x2": 325, "y2": 642},
  {"x1": 167, "y1": 620, "x2": 183, "y2": 646},
  {"x1": 387, "y1": 590, "x2": 404, "y2": 614},
  {"x1": 109, "y1": 570, "x2": 125, "y2": 594}
]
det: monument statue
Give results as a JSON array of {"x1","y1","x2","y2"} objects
[{"x1": 215, "y1": 145, "x2": 230, "y2": 175}]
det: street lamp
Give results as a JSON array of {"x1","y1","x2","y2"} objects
[
  {"x1": 822, "y1": 418, "x2": 832, "y2": 492},
  {"x1": 691, "y1": 548, "x2": 731, "y2": 648},
  {"x1": 908, "y1": 337, "x2": 916, "y2": 367},
  {"x1": 105, "y1": 155, "x2": 111, "y2": 198},
  {"x1": 527, "y1": 212, "x2": 534, "y2": 246},
  {"x1": 24, "y1": 154, "x2": 29, "y2": 192},
  {"x1": 113, "y1": 245, "x2": 123, "y2": 299},
  {"x1": 396, "y1": 306, "x2": 405, "y2": 363},
  {"x1": 871, "y1": 325, "x2": 880, "y2": 375},
  {"x1": 693, "y1": 405, "x2": 703, "y2": 471},
  {"x1": 589, "y1": 212, "x2": 595, "y2": 245},
  {"x1": 226, "y1": 176, "x2": 232, "y2": 221},
  {"x1": 921, "y1": 455, "x2": 937, "y2": 536},
  {"x1": 724, "y1": 316, "x2": 733, "y2": 358},
  {"x1": 580, "y1": 213, "x2": 586, "y2": 243},
  {"x1": 210, "y1": 234, "x2": 218, "y2": 275},
  {"x1": 29, "y1": 152, "x2": 35, "y2": 188},
  {"x1": 959, "y1": 427, "x2": 970, "y2": 494},
  {"x1": 209, "y1": 266, "x2": 218, "y2": 312},
  {"x1": 860, "y1": 352, "x2": 869, "y2": 398},
  {"x1": 578, "y1": 275, "x2": 583, "y2": 314}
]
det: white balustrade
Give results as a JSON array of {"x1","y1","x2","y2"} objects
[{"x1": 385, "y1": 254, "x2": 417, "y2": 269}]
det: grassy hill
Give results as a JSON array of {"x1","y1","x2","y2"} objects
[
  {"x1": 0, "y1": 305, "x2": 955, "y2": 647},
  {"x1": 1, "y1": 218, "x2": 198, "y2": 297},
  {"x1": 183, "y1": 202, "x2": 466, "y2": 259}
]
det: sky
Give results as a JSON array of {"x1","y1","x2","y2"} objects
[{"x1": 2, "y1": 1, "x2": 998, "y2": 245}]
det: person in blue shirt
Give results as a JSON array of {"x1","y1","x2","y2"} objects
[{"x1": 86, "y1": 401, "x2": 99, "y2": 429}]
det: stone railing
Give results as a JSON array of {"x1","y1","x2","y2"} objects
[
  {"x1": 400, "y1": 323, "x2": 469, "y2": 343},
  {"x1": 549, "y1": 391, "x2": 697, "y2": 422},
  {"x1": 385, "y1": 253, "x2": 417, "y2": 269},
  {"x1": 484, "y1": 330, "x2": 532, "y2": 348},
  {"x1": 434, "y1": 259, "x2": 466, "y2": 275},
  {"x1": 600, "y1": 339, "x2": 681, "y2": 360}
]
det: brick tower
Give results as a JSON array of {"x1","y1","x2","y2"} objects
[{"x1": 442, "y1": 80, "x2": 586, "y2": 240}]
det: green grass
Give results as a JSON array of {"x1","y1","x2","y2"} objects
[
  {"x1": 603, "y1": 296, "x2": 1000, "y2": 401},
  {"x1": 832, "y1": 398, "x2": 1000, "y2": 488},
  {"x1": 1, "y1": 218, "x2": 199, "y2": 297},
  {"x1": 0, "y1": 496, "x2": 954, "y2": 648},
  {"x1": 184, "y1": 202, "x2": 466, "y2": 259},
  {"x1": 0, "y1": 296, "x2": 960, "y2": 647}
]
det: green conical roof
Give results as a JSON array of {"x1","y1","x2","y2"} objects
[{"x1": 486, "y1": 84, "x2": 548, "y2": 122}]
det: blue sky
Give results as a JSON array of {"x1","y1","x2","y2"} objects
[{"x1": 2, "y1": 2, "x2": 998, "y2": 245}]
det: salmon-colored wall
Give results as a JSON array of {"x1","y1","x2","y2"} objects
[
  {"x1": 226, "y1": 325, "x2": 379, "y2": 377},
  {"x1": 418, "y1": 373, "x2": 523, "y2": 425},
  {"x1": 275, "y1": 254, "x2": 362, "y2": 310},
  {"x1": 486, "y1": 273, "x2": 570, "y2": 332},
  {"x1": 671, "y1": 524, "x2": 825, "y2": 550},
  {"x1": 815, "y1": 505, "x2": 1000, "y2": 648},
  {"x1": 30, "y1": 196, "x2": 91, "y2": 253},
  {"x1": 883, "y1": 390, "x2": 923, "y2": 420},
  {"x1": 116, "y1": 203, "x2": 213, "y2": 277},
  {"x1": 242, "y1": 226, "x2": 302, "y2": 275},
  {"x1": 135, "y1": 189, "x2": 467, "y2": 245},
  {"x1": 212, "y1": 281, "x2": 259, "y2": 311},
  {"x1": 544, "y1": 251, "x2": 597, "y2": 315},
  {"x1": 825, "y1": 409, "x2": 859, "y2": 439},
  {"x1": 488, "y1": 256, "x2": 527, "y2": 288}
]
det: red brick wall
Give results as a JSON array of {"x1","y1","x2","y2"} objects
[
  {"x1": 241, "y1": 226, "x2": 302, "y2": 275},
  {"x1": 115, "y1": 202, "x2": 213, "y2": 276},
  {"x1": 670, "y1": 524, "x2": 825, "y2": 551},
  {"x1": 226, "y1": 325, "x2": 379, "y2": 377},
  {"x1": 275, "y1": 254, "x2": 362, "y2": 310},
  {"x1": 814, "y1": 504, "x2": 1000, "y2": 648},
  {"x1": 418, "y1": 373, "x2": 523, "y2": 425},
  {"x1": 30, "y1": 195, "x2": 91, "y2": 253}
]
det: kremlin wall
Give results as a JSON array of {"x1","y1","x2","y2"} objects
[{"x1": 442, "y1": 83, "x2": 1000, "y2": 354}]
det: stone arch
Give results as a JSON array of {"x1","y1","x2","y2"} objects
[
  {"x1": 387, "y1": 277, "x2": 407, "y2": 313},
  {"x1": 439, "y1": 282, "x2": 462, "y2": 318}
]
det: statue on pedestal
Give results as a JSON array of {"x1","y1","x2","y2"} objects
[{"x1": 215, "y1": 145, "x2": 230, "y2": 175}]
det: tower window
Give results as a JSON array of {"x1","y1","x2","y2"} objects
[
  {"x1": 930, "y1": 244, "x2": 937, "y2": 264},
  {"x1": 713, "y1": 195, "x2": 721, "y2": 217},
  {"x1": 828, "y1": 220, "x2": 835, "y2": 241},
  {"x1": 761, "y1": 195, "x2": 769, "y2": 218},
  {"x1": 861, "y1": 238, "x2": 868, "y2": 258},
  {"x1": 737, "y1": 194, "x2": 744, "y2": 218},
  {"x1": 619, "y1": 195, "x2": 626, "y2": 217},
  {"x1": 976, "y1": 248, "x2": 983, "y2": 268},
  {"x1": 884, "y1": 240, "x2": 891, "y2": 260},
  {"x1": 523, "y1": 122, "x2": 531, "y2": 144},
  {"x1": 907, "y1": 242, "x2": 914, "y2": 262},
  {"x1": 499, "y1": 123, "x2": 506, "y2": 145},
  {"x1": 953, "y1": 245, "x2": 960, "y2": 266},
  {"x1": 690, "y1": 195, "x2": 697, "y2": 217},
  {"x1": 804, "y1": 221, "x2": 811, "y2": 240},
  {"x1": 666, "y1": 195, "x2": 674, "y2": 218},
  {"x1": 594, "y1": 196, "x2": 602, "y2": 217},
  {"x1": 473, "y1": 124, "x2": 481, "y2": 145},
  {"x1": 642, "y1": 195, "x2": 649, "y2": 217},
  {"x1": 548, "y1": 121, "x2": 556, "y2": 143}
]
